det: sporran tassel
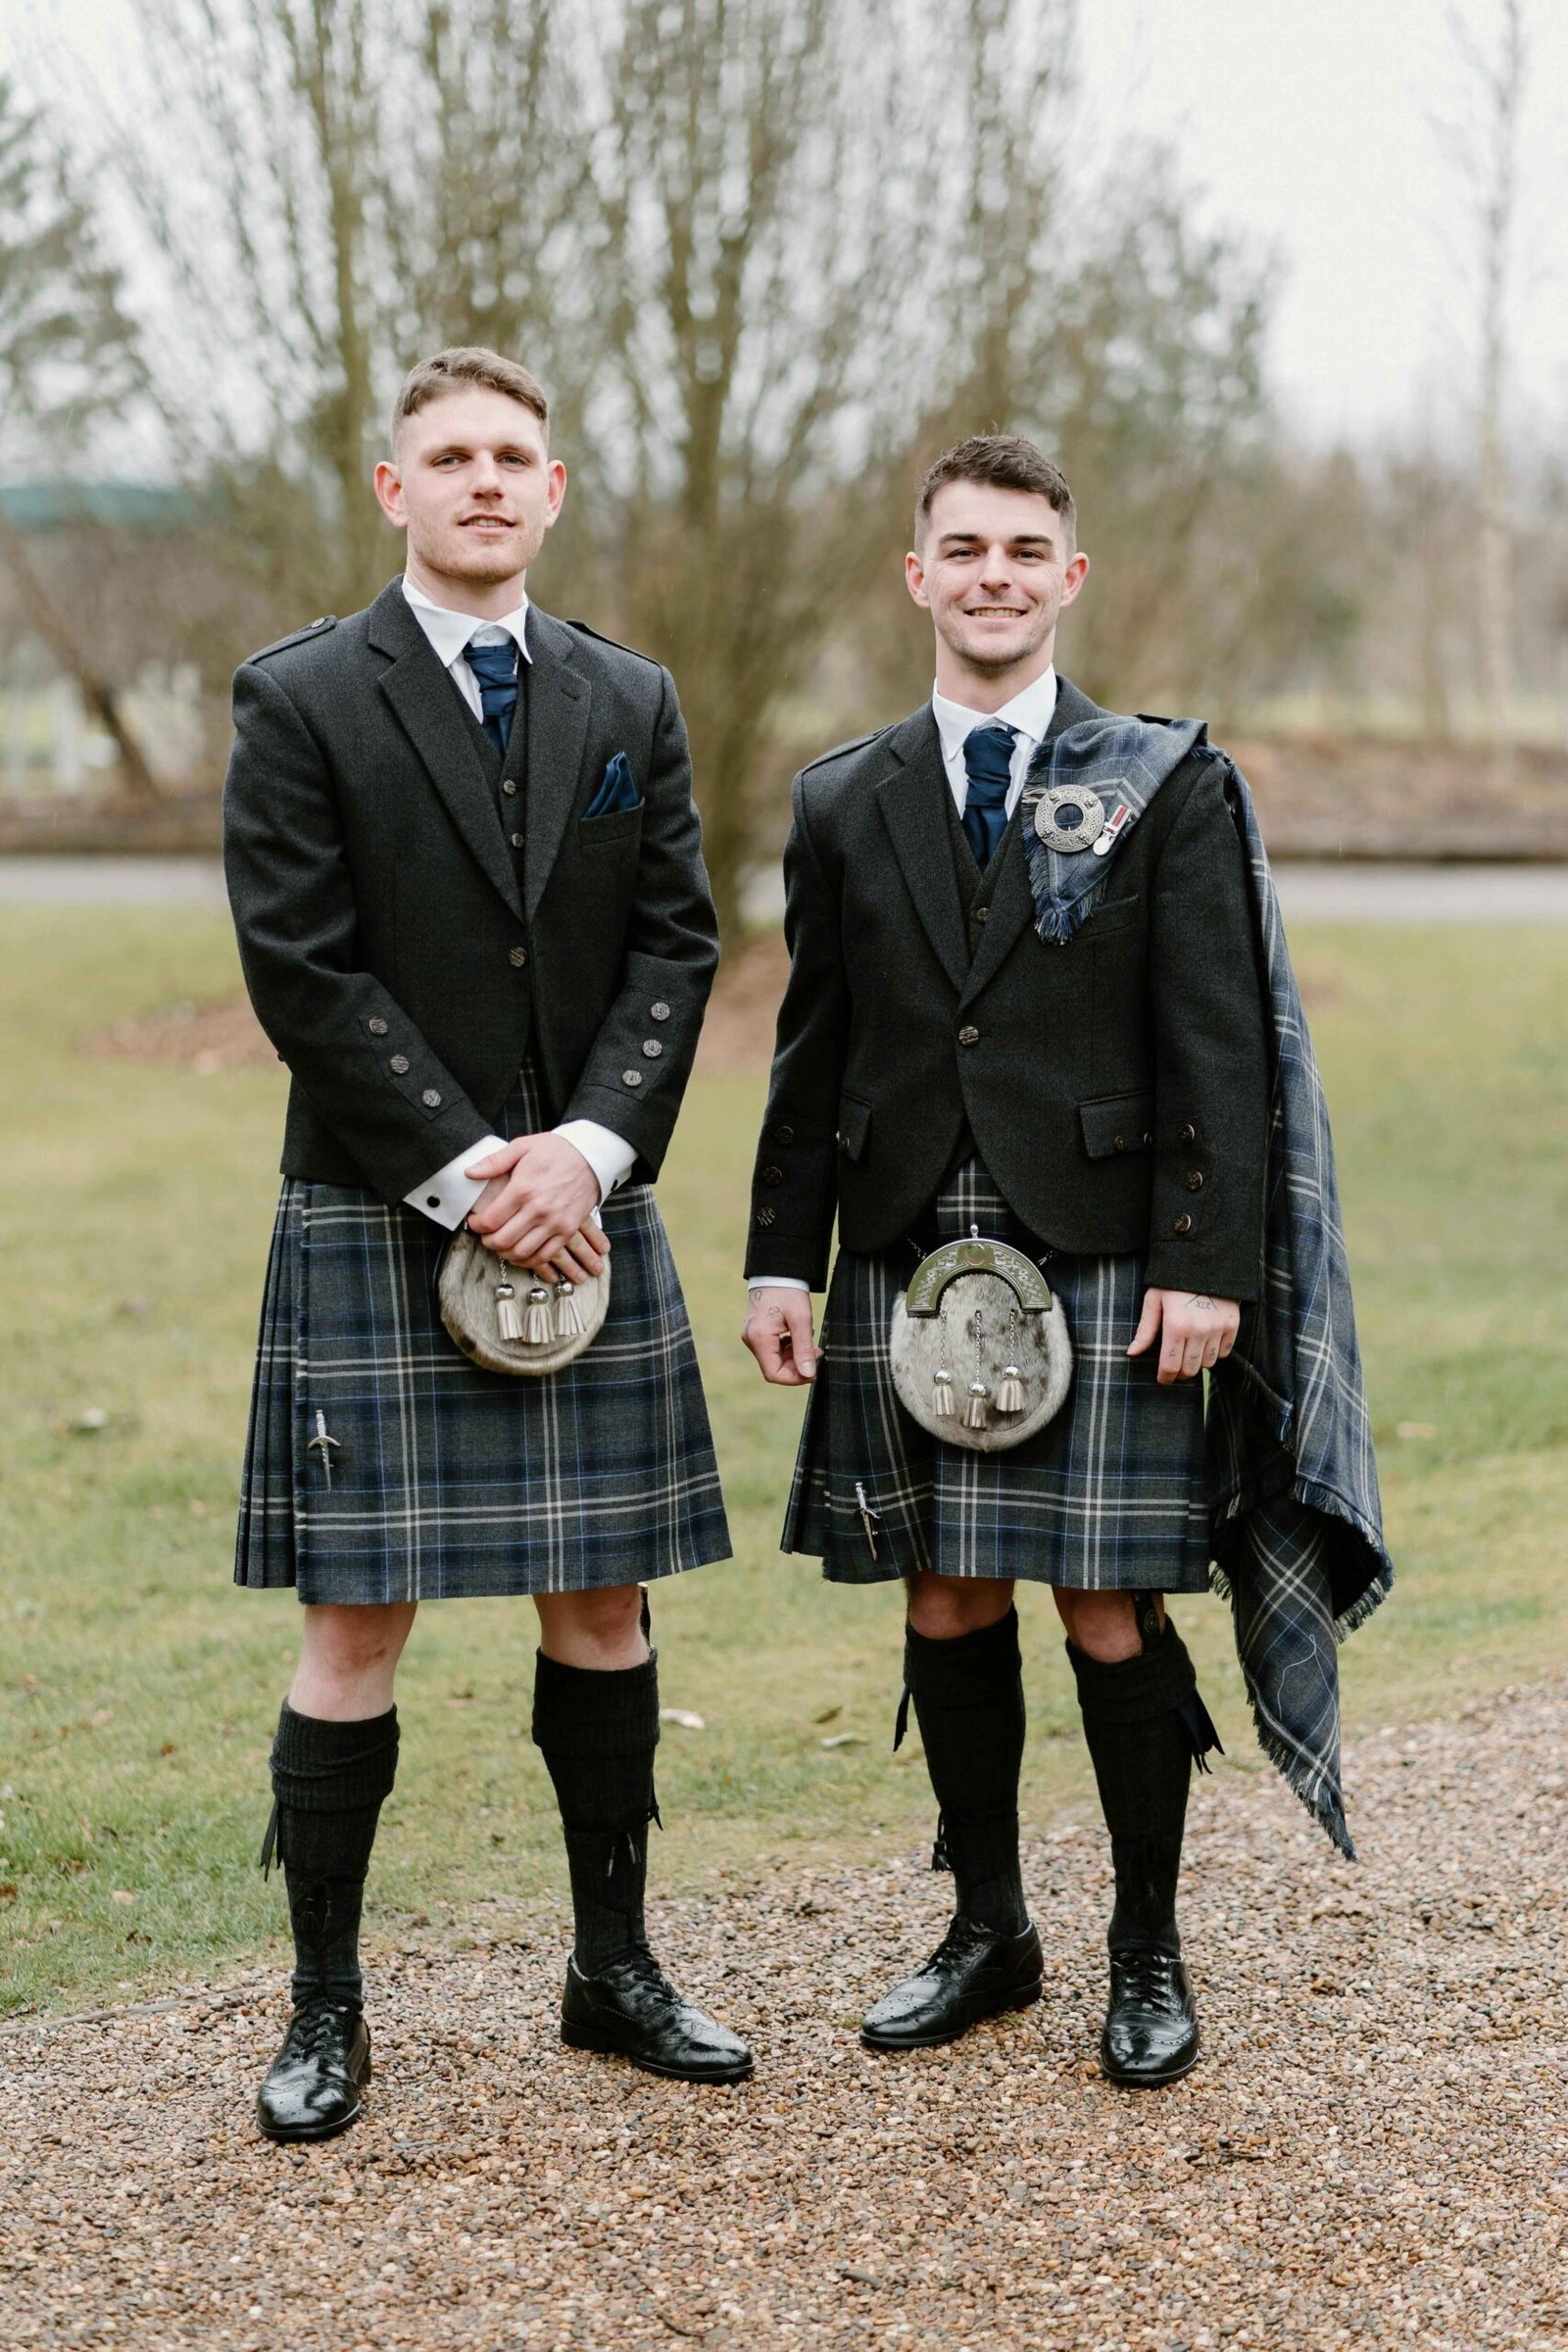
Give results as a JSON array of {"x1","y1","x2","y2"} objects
[
  {"x1": 554, "y1": 1280, "x2": 584, "y2": 1338},
  {"x1": 997, "y1": 1364, "x2": 1025, "y2": 1414},
  {"x1": 523, "y1": 1285, "x2": 555, "y2": 1345},
  {"x1": 494, "y1": 1275, "x2": 524, "y2": 1343},
  {"x1": 962, "y1": 1381, "x2": 990, "y2": 1432},
  {"x1": 931, "y1": 1367, "x2": 956, "y2": 1418}
]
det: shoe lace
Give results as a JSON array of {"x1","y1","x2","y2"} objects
[
  {"x1": 601, "y1": 1943, "x2": 677, "y2": 2001},
  {"x1": 929, "y1": 1915, "x2": 994, "y2": 1970},
  {"x1": 287, "y1": 1996, "x2": 359, "y2": 2058},
  {"x1": 1113, "y1": 1946, "x2": 1179, "y2": 2009}
]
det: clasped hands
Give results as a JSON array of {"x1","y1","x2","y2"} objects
[
  {"x1": 464, "y1": 1134, "x2": 609, "y2": 1284},
  {"x1": 744, "y1": 1284, "x2": 1240, "y2": 1388}
]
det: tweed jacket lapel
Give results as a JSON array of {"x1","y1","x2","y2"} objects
[
  {"x1": 368, "y1": 580, "x2": 522, "y2": 919},
  {"x1": 957, "y1": 674, "x2": 1106, "y2": 1007},
  {"x1": 520, "y1": 607, "x2": 594, "y2": 922},
  {"x1": 875, "y1": 708, "x2": 969, "y2": 993}
]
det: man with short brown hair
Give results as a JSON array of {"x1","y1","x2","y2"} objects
[
  {"x1": 226, "y1": 346, "x2": 750, "y2": 2140},
  {"x1": 744, "y1": 432, "x2": 1268, "y2": 2083}
]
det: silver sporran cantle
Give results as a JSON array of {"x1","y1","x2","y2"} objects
[
  {"x1": 438, "y1": 1228, "x2": 609, "y2": 1375},
  {"x1": 889, "y1": 1228, "x2": 1073, "y2": 1451}
]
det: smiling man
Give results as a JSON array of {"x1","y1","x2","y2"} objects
[
  {"x1": 742, "y1": 434, "x2": 1273, "y2": 2085},
  {"x1": 225, "y1": 346, "x2": 749, "y2": 2141}
]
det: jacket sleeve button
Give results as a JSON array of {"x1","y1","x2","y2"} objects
[
  {"x1": 774, "y1": 1123, "x2": 795, "y2": 1145},
  {"x1": 421, "y1": 1088, "x2": 442, "y2": 1107},
  {"x1": 642, "y1": 1039, "x2": 663, "y2": 1058},
  {"x1": 621, "y1": 1069, "x2": 643, "y2": 1087},
  {"x1": 760, "y1": 1165, "x2": 783, "y2": 1187},
  {"x1": 1179, "y1": 1123, "x2": 1197, "y2": 1146},
  {"x1": 1143, "y1": 1132, "x2": 1154, "y2": 1148},
  {"x1": 1173, "y1": 1213, "x2": 1193, "y2": 1234},
  {"x1": 650, "y1": 1002, "x2": 670, "y2": 1021},
  {"x1": 368, "y1": 1017, "x2": 388, "y2": 1036},
  {"x1": 1112, "y1": 1135, "x2": 1126, "y2": 1152},
  {"x1": 756, "y1": 1203, "x2": 776, "y2": 1228},
  {"x1": 389, "y1": 1054, "x2": 411, "y2": 1074},
  {"x1": 509, "y1": 946, "x2": 528, "y2": 967},
  {"x1": 1186, "y1": 1169, "x2": 1204, "y2": 1191}
]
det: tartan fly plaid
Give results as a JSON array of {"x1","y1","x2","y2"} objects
[
  {"x1": 1013, "y1": 715, "x2": 1393, "y2": 1855},
  {"x1": 784, "y1": 1161, "x2": 1211, "y2": 1592},
  {"x1": 234, "y1": 1068, "x2": 730, "y2": 1602}
]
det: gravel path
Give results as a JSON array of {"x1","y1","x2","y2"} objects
[{"x1": 4, "y1": 1681, "x2": 1566, "y2": 2351}]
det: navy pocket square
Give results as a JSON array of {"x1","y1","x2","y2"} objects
[{"x1": 585, "y1": 751, "x2": 641, "y2": 818}]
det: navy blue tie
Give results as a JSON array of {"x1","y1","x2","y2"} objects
[
  {"x1": 463, "y1": 637, "x2": 518, "y2": 759},
  {"x1": 960, "y1": 723, "x2": 1016, "y2": 868}
]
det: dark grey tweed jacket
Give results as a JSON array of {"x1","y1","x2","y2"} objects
[
  {"x1": 223, "y1": 578, "x2": 719, "y2": 1203},
  {"x1": 745, "y1": 678, "x2": 1270, "y2": 1298}
]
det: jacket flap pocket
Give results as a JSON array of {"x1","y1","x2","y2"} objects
[
  {"x1": 578, "y1": 804, "x2": 645, "y2": 847},
  {"x1": 837, "y1": 1092, "x2": 872, "y2": 1162},
  {"x1": 1079, "y1": 1089, "x2": 1155, "y2": 1161}
]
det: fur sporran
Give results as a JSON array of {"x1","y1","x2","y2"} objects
[
  {"x1": 438, "y1": 1228, "x2": 610, "y2": 1376},
  {"x1": 889, "y1": 1230, "x2": 1073, "y2": 1452}
]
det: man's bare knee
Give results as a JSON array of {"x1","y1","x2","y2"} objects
[
  {"x1": 535, "y1": 1583, "x2": 648, "y2": 1669},
  {"x1": 291, "y1": 1601, "x2": 415, "y2": 1718},
  {"x1": 906, "y1": 1572, "x2": 1015, "y2": 1642},
  {"x1": 1053, "y1": 1588, "x2": 1157, "y2": 1664}
]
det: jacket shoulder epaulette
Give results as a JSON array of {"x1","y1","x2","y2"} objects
[
  {"x1": 799, "y1": 725, "x2": 893, "y2": 779},
  {"x1": 248, "y1": 615, "x2": 338, "y2": 663},
  {"x1": 565, "y1": 619, "x2": 662, "y2": 671}
]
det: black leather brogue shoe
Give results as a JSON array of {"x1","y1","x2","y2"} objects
[
  {"x1": 860, "y1": 1916, "x2": 1043, "y2": 2052},
  {"x1": 1100, "y1": 1946, "x2": 1200, "y2": 2086},
  {"x1": 562, "y1": 1948, "x2": 754, "y2": 2083},
  {"x1": 256, "y1": 1997, "x2": 371, "y2": 2142}
]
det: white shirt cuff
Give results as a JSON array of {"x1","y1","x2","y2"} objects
[
  {"x1": 554, "y1": 1119, "x2": 637, "y2": 1205},
  {"x1": 405, "y1": 1135, "x2": 508, "y2": 1229},
  {"x1": 747, "y1": 1275, "x2": 811, "y2": 1293}
]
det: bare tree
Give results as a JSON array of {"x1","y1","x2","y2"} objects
[
  {"x1": 577, "y1": 0, "x2": 940, "y2": 932},
  {"x1": 1440, "y1": 0, "x2": 1528, "y2": 773},
  {"x1": 119, "y1": 0, "x2": 592, "y2": 620},
  {"x1": 0, "y1": 74, "x2": 159, "y2": 802}
]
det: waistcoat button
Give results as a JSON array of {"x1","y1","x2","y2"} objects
[
  {"x1": 957, "y1": 1025, "x2": 980, "y2": 1047},
  {"x1": 368, "y1": 1017, "x2": 388, "y2": 1036},
  {"x1": 509, "y1": 946, "x2": 528, "y2": 967},
  {"x1": 1172, "y1": 1213, "x2": 1193, "y2": 1234},
  {"x1": 389, "y1": 1054, "x2": 410, "y2": 1074}
]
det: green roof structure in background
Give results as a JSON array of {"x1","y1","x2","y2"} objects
[{"x1": 0, "y1": 481, "x2": 197, "y2": 533}]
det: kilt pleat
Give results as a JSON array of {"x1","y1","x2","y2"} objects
[
  {"x1": 784, "y1": 1160, "x2": 1210, "y2": 1592},
  {"x1": 234, "y1": 1072, "x2": 730, "y2": 1602}
]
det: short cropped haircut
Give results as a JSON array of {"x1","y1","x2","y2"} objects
[
  {"x1": 391, "y1": 347, "x2": 550, "y2": 447},
  {"x1": 914, "y1": 434, "x2": 1076, "y2": 551}
]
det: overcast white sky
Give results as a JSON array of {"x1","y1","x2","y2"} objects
[{"x1": 7, "y1": 0, "x2": 1565, "y2": 446}]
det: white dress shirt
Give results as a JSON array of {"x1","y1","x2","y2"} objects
[
  {"x1": 749, "y1": 665, "x2": 1057, "y2": 1293},
  {"x1": 930, "y1": 662, "x2": 1057, "y2": 819},
  {"x1": 398, "y1": 575, "x2": 637, "y2": 1227}
]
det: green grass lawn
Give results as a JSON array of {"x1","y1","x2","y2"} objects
[{"x1": 1, "y1": 910, "x2": 1565, "y2": 2016}]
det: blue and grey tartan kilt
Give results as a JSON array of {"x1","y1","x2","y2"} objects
[
  {"x1": 234, "y1": 1071, "x2": 731, "y2": 1603},
  {"x1": 784, "y1": 1160, "x2": 1210, "y2": 1592}
]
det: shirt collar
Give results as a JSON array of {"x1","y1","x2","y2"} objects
[
  {"x1": 402, "y1": 572, "x2": 533, "y2": 667},
  {"x1": 931, "y1": 663, "x2": 1057, "y2": 765}
]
